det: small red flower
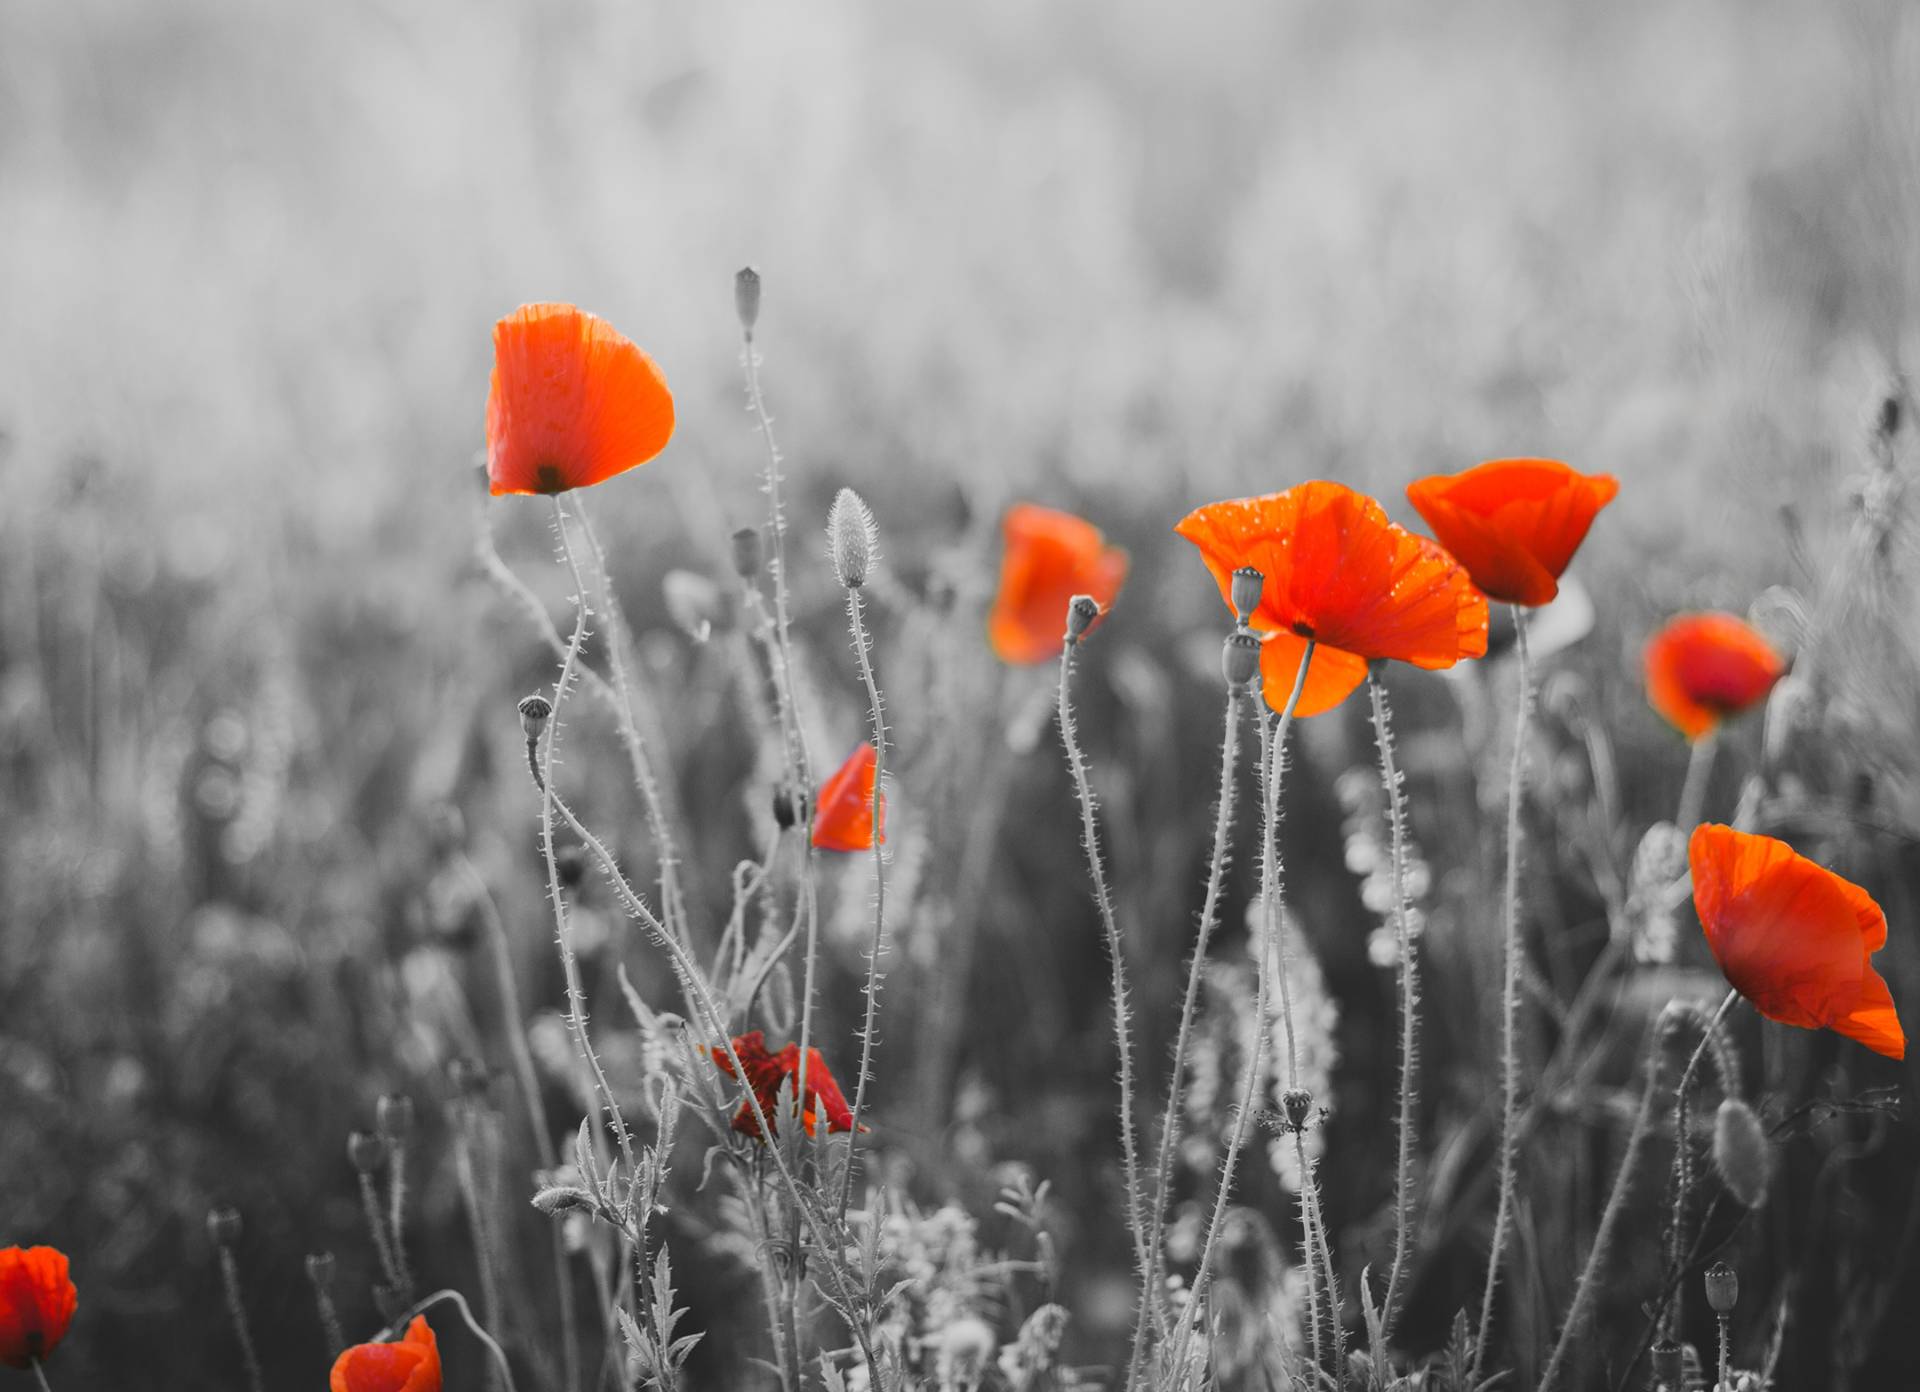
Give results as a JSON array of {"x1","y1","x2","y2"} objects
[
  {"x1": 989, "y1": 504, "x2": 1129, "y2": 664},
  {"x1": 1405, "y1": 457, "x2": 1619, "y2": 606},
  {"x1": 331, "y1": 1315, "x2": 442, "y2": 1392},
  {"x1": 1644, "y1": 612, "x2": 1786, "y2": 740},
  {"x1": 813, "y1": 744, "x2": 885, "y2": 852},
  {"x1": 1176, "y1": 480, "x2": 1489, "y2": 716},
  {"x1": 486, "y1": 303, "x2": 675, "y2": 497},
  {"x1": 709, "y1": 1030, "x2": 866, "y2": 1139},
  {"x1": 1690, "y1": 824, "x2": 1905, "y2": 1060},
  {"x1": 0, "y1": 1246, "x2": 77, "y2": 1370}
]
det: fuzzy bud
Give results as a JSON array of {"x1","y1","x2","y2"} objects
[
  {"x1": 206, "y1": 1205, "x2": 243, "y2": 1249},
  {"x1": 1704, "y1": 1260, "x2": 1738, "y2": 1314},
  {"x1": 377, "y1": 1093, "x2": 415, "y2": 1143},
  {"x1": 1065, "y1": 594, "x2": 1101, "y2": 644},
  {"x1": 1631, "y1": 821, "x2": 1688, "y2": 893},
  {"x1": 518, "y1": 694, "x2": 553, "y2": 742},
  {"x1": 1223, "y1": 631, "x2": 1260, "y2": 687},
  {"x1": 731, "y1": 526, "x2": 764, "y2": 580},
  {"x1": 827, "y1": 487, "x2": 878, "y2": 588},
  {"x1": 1712, "y1": 1098, "x2": 1771, "y2": 1208},
  {"x1": 532, "y1": 1184, "x2": 597, "y2": 1218},
  {"x1": 735, "y1": 266, "x2": 762, "y2": 336},
  {"x1": 1230, "y1": 566, "x2": 1264, "y2": 626},
  {"x1": 348, "y1": 1130, "x2": 388, "y2": 1174},
  {"x1": 1281, "y1": 1088, "x2": 1314, "y2": 1132},
  {"x1": 772, "y1": 786, "x2": 807, "y2": 831}
]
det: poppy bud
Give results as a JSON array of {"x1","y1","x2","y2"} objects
[
  {"x1": 532, "y1": 1184, "x2": 597, "y2": 1217},
  {"x1": 731, "y1": 526, "x2": 765, "y2": 580},
  {"x1": 349, "y1": 1130, "x2": 388, "y2": 1174},
  {"x1": 1704, "y1": 1260, "x2": 1738, "y2": 1314},
  {"x1": 1631, "y1": 821, "x2": 1688, "y2": 895},
  {"x1": 518, "y1": 694, "x2": 553, "y2": 742},
  {"x1": 1282, "y1": 1087, "x2": 1313, "y2": 1131},
  {"x1": 206, "y1": 1205, "x2": 243, "y2": 1249},
  {"x1": 1712, "y1": 1098, "x2": 1771, "y2": 1208},
  {"x1": 773, "y1": 786, "x2": 800, "y2": 830},
  {"x1": 377, "y1": 1093, "x2": 415, "y2": 1143},
  {"x1": 827, "y1": 487, "x2": 878, "y2": 589},
  {"x1": 1230, "y1": 566, "x2": 1264, "y2": 626},
  {"x1": 1223, "y1": 631, "x2": 1260, "y2": 687},
  {"x1": 735, "y1": 267, "x2": 762, "y2": 337},
  {"x1": 1880, "y1": 391, "x2": 1902, "y2": 439},
  {"x1": 1649, "y1": 1339, "x2": 1684, "y2": 1390},
  {"x1": 556, "y1": 844, "x2": 588, "y2": 889},
  {"x1": 1064, "y1": 594, "x2": 1101, "y2": 644}
]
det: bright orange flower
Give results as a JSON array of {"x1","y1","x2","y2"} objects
[
  {"x1": 812, "y1": 744, "x2": 885, "y2": 852},
  {"x1": 988, "y1": 504, "x2": 1129, "y2": 664},
  {"x1": 485, "y1": 303, "x2": 675, "y2": 497},
  {"x1": 331, "y1": 1315, "x2": 442, "y2": 1392},
  {"x1": 1175, "y1": 481, "x2": 1489, "y2": 716},
  {"x1": 1405, "y1": 457, "x2": 1619, "y2": 606},
  {"x1": 1690, "y1": 824, "x2": 1904, "y2": 1060},
  {"x1": 709, "y1": 1030, "x2": 866, "y2": 1138},
  {"x1": 1644, "y1": 612, "x2": 1786, "y2": 740},
  {"x1": 0, "y1": 1246, "x2": 77, "y2": 1370}
]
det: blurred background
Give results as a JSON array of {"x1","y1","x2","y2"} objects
[{"x1": 5, "y1": 0, "x2": 1920, "y2": 1386}]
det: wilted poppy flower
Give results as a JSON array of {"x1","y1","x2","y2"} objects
[
  {"x1": 485, "y1": 302, "x2": 675, "y2": 497},
  {"x1": 709, "y1": 1030, "x2": 865, "y2": 1138},
  {"x1": 331, "y1": 1315, "x2": 442, "y2": 1392},
  {"x1": 813, "y1": 744, "x2": 885, "y2": 852},
  {"x1": 1645, "y1": 613, "x2": 1786, "y2": 740},
  {"x1": 1690, "y1": 824, "x2": 1904, "y2": 1059},
  {"x1": 0, "y1": 1246, "x2": 77, "y2": 1370},
  {"x1": 989, "y1": 504, "x2": 1129, "y2": 664},
  {"x1": 1175, "y1": 481, "x2": 1489, "y2": 716},
  {"x1": 1405, "y1": 457, "x2": 1619, "y2": 606}
]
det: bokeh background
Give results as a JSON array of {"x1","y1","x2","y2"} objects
[{"x1": 6, "y1": 0, "x2": 1920, "y2": 1386}]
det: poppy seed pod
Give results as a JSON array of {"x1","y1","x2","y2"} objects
[
  {"x1": 1230, "y1": 566, "x2": 1265, "y2": 626},
  {"x1": 518, "y1": 694, "x2": 553, "y2": 742},
  {"x1": 206, "y1": 1206, "x2": 243, "y2": 1249},
  {"x1": 305, "y1": 1251, "x2": 336, "y2": 1285},
  {"x1": 731, "y1": 526, "x2": 764, "y2": 580},
  {"x1": 1065, "y1": 594, "x2": 1101, "y2": 644},
  {"x1": 827, "y1": 487, "x2": 878, "y2": 589},
  {"x1": 349, "y1": 1130, "x2": 388, "y2": 1174},
  {"x1": 377, "y1": 1093, "x2": 415, "y2": 1143},
  {"x1": 1281, "y1": 1087, "x2": 1314, "y2": 1131},
  {"x1": 1704, "y1": 1260, "x2": 1738, "y2": 1314},
  {"x1": 1649, "y1": 1340, "x2": 1684, "y2": 1390},
  {"x1": 1223, "y1": 631, "x2": 1261, "y2": 687},
  {"x1": 1712, "y1": 1098, "x2": 1771, "y2": 1207},
  {"x1": 735, "y1": 266, "x2": 762, "y2": 336}
]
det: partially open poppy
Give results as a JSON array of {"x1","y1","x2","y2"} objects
[
  {"x1": 331, "y1": 1315, "x2": 442, "y2": 1392},
  {"x1": 1405, "y1": 457, "x2": 1619, "y2": 606},
  {"x1": 1175, "y1": 481, "x2": 1489, "y2": 715},
  {"x1": 1690, "y1": 824, "x2": 1904, "y2": 1060},
  {"x1": 0, "y1": 1246, "x2": 77, "y2": 1370},
  {"x1": 989, "y1": 504, "x2": 1129, "y2": 664},
  {"x1": 813, "y1": 744, "x2": 885, "y2": 852},
  {"x1": 486, "y1": 303, "x2": 675, "y2": 497},
  {"x1": 1645, "y1": 613, "x2": 1786, "y2": 740},
  {"x1": 709, "y1": 1030, "x2": 866, "y2": 1138}
]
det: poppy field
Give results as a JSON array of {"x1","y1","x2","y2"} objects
[{"x1": 5, "y1": 2, "x2": 1920, "y2": 1390}]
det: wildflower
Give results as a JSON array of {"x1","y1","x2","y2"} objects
[
  {"x1": 1690, "y1": 824, "x2": 1905, "y2": 1058},
  {"x1": 706, "y1": 1030, "x2": 866, "y2": 1138},
  {"x1": 989, "y1": 504, "x2": 1128, "y2": 664},
  {"x1": 485, "y1": 302, "x2": 674, "y2": 497},
  {"x1": 1704, "y1": 1262, "x2": 1738, "y2": 1314},
  {"x1": 813, "y1": 743, "x2": 885, "y2": 852},
  {"x1": 1644, "y1": 613, "x2": 1786, "y2": 740},
  {"x1": 0, "y1": 1246, "x2": 77, "y2": 1370},
  {"x1": 1175, "y1": 481, "x2": 1488, "y2": 716},
  {"x1": 1405, "y1": 457, "x2": 1619, "y2": 606},
  {"x1": 329, "y1": 1314, "x2": 441, "y2": 1392}
]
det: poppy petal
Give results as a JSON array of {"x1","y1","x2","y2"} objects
[
  {"x1": 812, "y1": 744, "x2": 885, "y2": 852},
  {"x1": 331, "y1": 1316, "x2": 441, "y2": 1392},
  {"x1": 0, "y1": 1246, "x2": 77, "y2": 1370},
  {"x1": 1406, "y1": 459, "x2": 1617, "y2": 607},
  {"x1": 1258, "y1": 633, "x2": 1369, "y2": 718},
  {"x1": 1645, "y1": 613, "x2": 1786, "y2": 740},
  {"x1": 989, "y1": 504, "x2": 1128, "y2": 664}
]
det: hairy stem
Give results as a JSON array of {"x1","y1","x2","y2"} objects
[
  {"x1": 1663, "y1": 989, "x2": 1738, "y2": 1339},
  {"x1": 360, "y1": 1172, "x2": 403, "y2": 1294},
  {"x1": 374, "y1": 1288, "x2": 519, "y2": 1392},
  {"x1": 217, "y1": 1245, "x2": 264, "y2": 1392},
  {"x1": 836, "y1": 586, "x2": 889, "y2": 1217},
  {"x1": 387, "y1": 1141, "x2": 414, "y2": 1302},
  {"x1": 1371, "y1": 670, "x2": 1420, "y2": 1342}
]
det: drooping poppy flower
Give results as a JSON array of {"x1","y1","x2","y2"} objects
[
  {"x1": 708, "y1": 1030, "x2": 866, "y2": 1138},
  {"x1": 813, "y1": 743, "x2": 885, "y2": 852},
  {"x1": 1645, "y1": 612, "x2": 1786, "y2": 740},
  {"x1": 0, "y1": 1246, "x2": 77, "y2": 1370},
  {"x1": 1405, "y1": 457, "x2": 1619, "y2": 606},
  {"x1": 1175, "y1": 481, "x2": 1489, "y2": 716},
  {"x1": 988, "y1": 504, "x2": 1129, "y2": 664},
  {"x1": 331, "y1": 1315, "x2": 442, "y2": 1392},
  {"x1": 1690, "y1": 824, "x2": 1904, "y2": 1059},
  {"x1": 485, "y1": 302, "x2": 675, "y2": 497}
]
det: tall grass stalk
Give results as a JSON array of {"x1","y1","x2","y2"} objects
[
  {"x1": 1370, "y1": 668, "x2": 1420, "y2": 1343},
  {"x1": 836, "y1": 582, "x2": 889, "y2": 1217}
]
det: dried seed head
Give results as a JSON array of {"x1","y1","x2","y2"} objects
[
  {"x1": 206, "y1": 1205, "x2": 243, "y2": 1249},
  {"x1": 1712, "y1": 1097, "x2": 1771, "y2": 1208},
  {"x1": 1281, "y1": 1088, "x2": 1314, "y2": 1131},
  {"x1": 1230, "y1": 566, "x2": 1264, "y2": 626},
  {"x1": 827, "y1": 487, "x2": 878, "y2": 588},
  {"x1": 1223, "y1": 631, "x2": 1260, "y2": 687},
  {"x1": 772, "y1": 785, "x2": 806, "y2": 831},
  {"x1": 348, "y1": 1130, "x2": 388, "y2": 1174},
  {"x1": 373, "y1": 1283, "x2": 406, "y2": 1325},
  {"x1": 1649, "y1": 1340, "x2": 1684, "y2": 1391},
  {"x1": 1704, "y1": 1260, "x2": 1739, "y2": 1314},
  {"x1": 305, "y1": 1251, "x2": 336, "y2": 1286},
  {"x1": 556, "y1": 843, "x2": 588, "y2": 890},
  {"x1": 1065, "y1": 594, "x2": 1101, "y2": 644},
  {"x1": 518, "y1": 694, "x2": 553, "y2": 742},
  {"x1": 735, "y1": 266, "x2": 762, "y2": 336},
  {"x1": 377, "y1": 1093, "x2": 415, "y2": 1143},
  {"x1": 731, "y1": 525, "x2": 764, "y2": 580}
]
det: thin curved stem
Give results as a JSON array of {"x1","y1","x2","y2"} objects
[
  {"x1": 374, "y1": 1288, "x2": 519, "y2": 1392},
  {"x1": 836, "y1": 586, "x2": 889, "y2": 1218},
  {"x1": 1476, "y1": 607, "x2": 1533, "y2": 1372},
  {"x1": 1371, "y1": 670, "x2": 1420, "y2": 1343}
]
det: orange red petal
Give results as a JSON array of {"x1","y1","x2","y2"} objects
[
  {"x1": 709, "y1": 1032, "x2": 865, "y2": 1138},
  {"x1": 1405, "y1": 457, "x2": 1618, "y2": 606},
  {"x1": 812, "y1": 744, "x2": 885, "y2": 852},
  {"x1": 330, "y1": 1315, "x2": 442, "y2": 1392},
  {"x1": 988, "y1": 504, "x2": 1129, "y2": 665},
  {"x1": 486, "y1": 303, "x2": 675, "y2": 497},
  {"x1": 1690, "y1": 824, "x2": 1904, "y2": 1060},
  {"x1": 1644, "y1": 612, "x2": 1786, "y2": 740},
  {"x1": 0, "y1": 1246, "x2": 77, "y2": 1370}
]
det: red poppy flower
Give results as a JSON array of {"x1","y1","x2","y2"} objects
[
  {"x1": 813, "y1": 744, "x2": 885, "y2": 852},
  {"x1": 709, "y1": 1030, "x2": 866, "y2": 1138},
  {"x1": 1690, "y1": 824, "x2": 1904, "y2": 1059},
  {"x1": 485, "y1": 302, "x2": 675, "y2": 497},
  {"x1": 1405, "y1": 457, "x2": 1619, "y2": 606},
  {"x1": 1175, "y1": 481, "x2": 1489, "y2": 716},
  {"x1": 0, "y1": 1246, "x2": 77, "y2": 1370},
  {"x1": 988, "y1": 504, "x2": 1129, "y2": 664},
  {"x1": 1645, "y1": 612, "x2": 1786, "y2": 740},
  {"x1": 331, "y1": 1315, "x2": 442, "y2": 1392}
]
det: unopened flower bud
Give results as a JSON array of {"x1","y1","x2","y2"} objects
[
  {"x1": 518, "y1": 694, "x2": 553, "y2": 742},
  {"x1": 206, "y1": 1206, "x2": 243, "y2": 1248},
  {"x1": 532, "y1": 1184, "x2": 597, "y2": 1217},
  {"x1": 1704, "y1": 1260, "x2": 1738, "y2": 1314},
  {"x1": 772, "y1": 786, "x2": 806, "y2": 831},
  {"x1": 735, "y1": 267, "x2": 762, "y2": 336},
  {"x1": 1282, "y1": 1088, "x2": 1313, "y2": 1131},
  {"x1": 1880, "y1": 391, "x2": 1902, "y2": 439},
  {"x1": 731, "y1": 526, "x2": 764, "y2": 580},
  {"x1": 349, "y1": 1130, "x2": 388, "y2": 1174},
  {"x1": 827, "y1": 487, "x2": 878, "y2": 588},
  {"x1": 377, "y1": 1093, "x2": 415, "y2": 1143},
  {"x1": 1223, "y1": 631, "x2": 1260, "y2": 687},
  {"x1": 1230, "y1": 567, "x2": 1264, "y2": 626},
  {"x1": 1065, "y1": 594, "x2": 1101, "y2": 644},
  {"x1": 1712, "y1": 1098, "x2": 1771, "y2": 1208}
]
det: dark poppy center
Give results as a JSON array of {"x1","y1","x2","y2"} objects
[{"x1": 535, "y1": 463, "x2": 567, "y2": 494}]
